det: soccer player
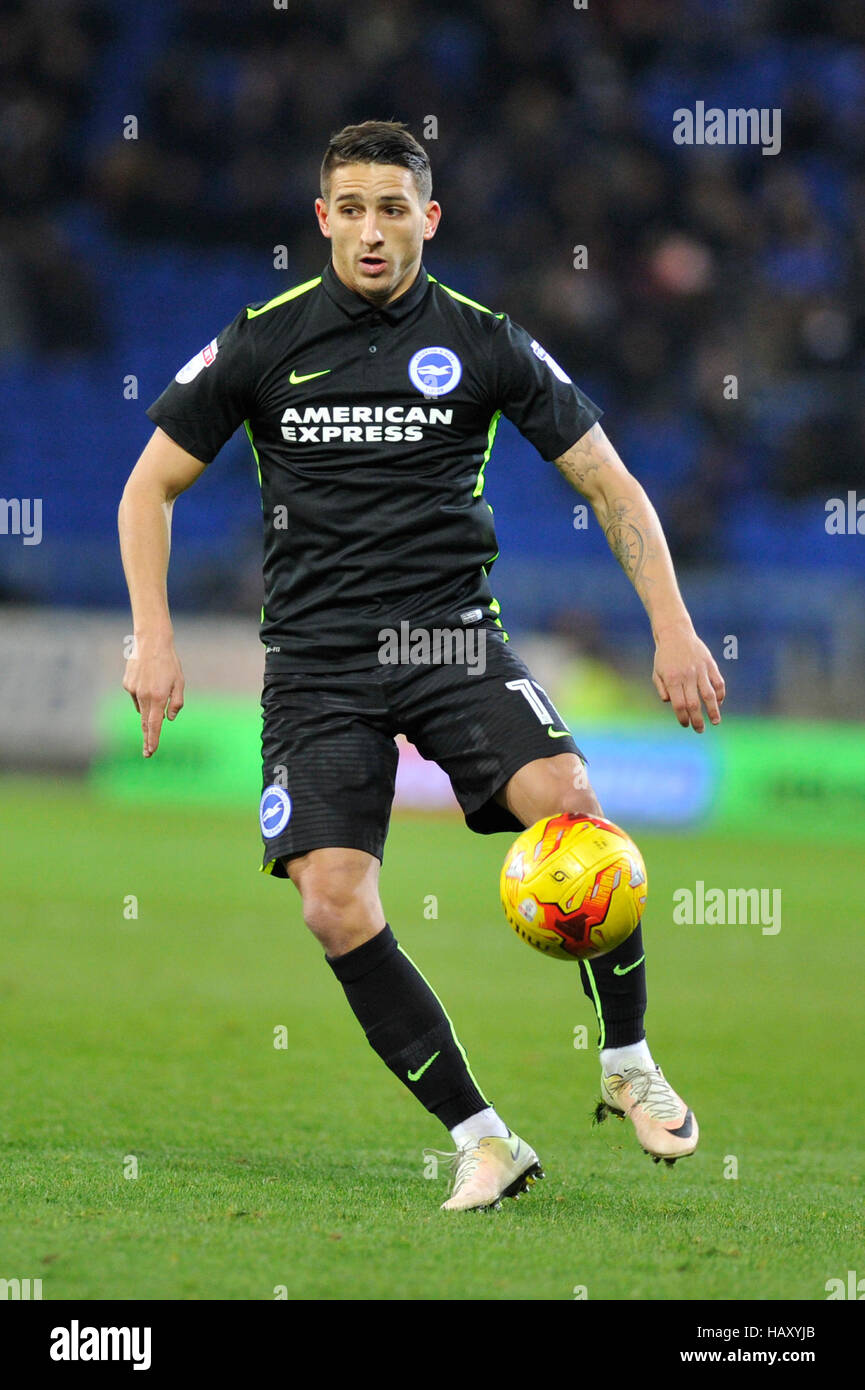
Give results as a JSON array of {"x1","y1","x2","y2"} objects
[{"x1": 119, "y1": 121, "x2": 725, "y2": 1213}]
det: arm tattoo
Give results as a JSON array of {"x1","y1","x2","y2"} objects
[
  {"x1": 553, "y1": 429, "x2": 604, "y2": 489},
  {"x1": 601, "y1": 499, "x2": 651, "y2": 586},
  {"x1": 555, "y1": 425, "x2": 658, "y2": 595}
]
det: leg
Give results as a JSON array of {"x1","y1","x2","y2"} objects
[
  {"x1": 494, "y1": 749, "x2": 602, "y2": 824},
  {"x1": 496, "y1": 751, "x2": 648, "y2": 1053},
  {"x1": 285, "y1": 846, "x2": 385, "y2": 958},
  {"x1": 259, "y1": 669, "x2": 540, "y2": 1207},
  {"x1": 497, "y1": 753, "x2": 696, "y2": 1164},
  {"x1": 285, "y1": 844, "x2": 493, "y2": 1131},
  {"x1": 393, "y1": 637, "x2": 694, "y2": 1166}
]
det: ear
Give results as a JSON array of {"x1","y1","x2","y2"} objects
[
  {"x1": 423, "y1": 200, "x2": 442, "y2": 241},
  {"x1": 314, "y1": 197, "x2": 331, "y2": 239}
]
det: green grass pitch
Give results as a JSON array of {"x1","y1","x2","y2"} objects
[{"x1": 1, "y1": 773, "x2": 861, "y2": 1301}]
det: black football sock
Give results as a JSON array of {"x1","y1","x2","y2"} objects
[
  {"x1": 578, "y1": 922, "x2": 647, "y2": 1050},
  {"x1": 326, "y1": 924, "x2": 490, "y2": 1129}
]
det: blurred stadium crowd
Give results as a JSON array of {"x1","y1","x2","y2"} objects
[{"x1": 1, "y1": 0, "x2": 863, "y2": 710}]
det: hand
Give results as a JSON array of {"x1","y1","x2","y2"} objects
[
  {"x1": 122, "y1": 638, "x2": 185, "y2": 757},
  {"x1": 652, "y1": 620, "x2": 725, "y2": 733}
]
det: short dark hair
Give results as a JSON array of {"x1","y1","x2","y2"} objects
[{"x1": 320, "y1": 120, "x2": 432, "y2": 205}]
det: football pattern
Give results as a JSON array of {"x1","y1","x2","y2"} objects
[{"x1": 500, "y1": 812, "x2": 648, "y2": 961}]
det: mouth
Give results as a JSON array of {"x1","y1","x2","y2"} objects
[{"x1": 358, "y1": 255, "x2": 388, "y2": 276}]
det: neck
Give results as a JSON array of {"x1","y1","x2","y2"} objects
[{"x1": 332, "y1": 259, "x2": 421, "y2": 306}]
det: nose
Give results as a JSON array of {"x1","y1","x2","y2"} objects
[{"x1": 361, "y1": 214, "x2": 383, "y2": 246}]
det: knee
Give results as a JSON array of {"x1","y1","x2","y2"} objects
[
  {"x1": 559, "y1": 781, "x2": 603, "y2": 819},
  {"x1": 499, "y1": 752, "x2": 605, "y2": 826},
  {"x1": 287, "y1": 853, "x2": 385, "y2": 957},
  {"x1": 538, "y1": 757, "x2": 603, "y2": 820},
  {"x1": 301, "y1": 883, "x2": 368, "y2": 947}
]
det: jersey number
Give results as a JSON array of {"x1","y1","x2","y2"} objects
[{"x1": 505, "y1": 677, "x2": 568, "y2": 729}]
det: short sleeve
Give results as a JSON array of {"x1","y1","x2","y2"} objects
[
  {"x1": 490, "y1": 316, "x2": 602, "y2": 461},
  {"x1": 146, "y1": 306, "x2": 256, "y2": 464}
]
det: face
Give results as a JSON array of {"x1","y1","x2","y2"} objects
[{"x1": 315, "y1": 163, "x2": 441, "y2": 305}]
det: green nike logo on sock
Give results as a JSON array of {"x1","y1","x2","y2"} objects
[
  {"x1": 613, "y1": 954, "x2": 645, "y2": 976},
  {"x1": 547, "y1": 726, "x2": 571, "y2": 738},
  {"x1": 408, "y1": 1050, "x2": 441, "y2": 1082}
]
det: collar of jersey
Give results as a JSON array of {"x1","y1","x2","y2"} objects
[{"x1": 321, "y1": 260, "x2": 430, "y2": 322}]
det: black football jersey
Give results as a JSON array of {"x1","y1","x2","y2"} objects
[{"x1": 147, "y1": 260, "x2": 602, "y2": 668}]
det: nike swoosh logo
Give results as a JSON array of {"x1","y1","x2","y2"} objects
[
  {"x1": 408, "y1": 1050, "x2": 440, "y2": 1083},
  {"x1": 547, "y1": 726, "x2": 571, "y2": 738},
  {"x1": 289, "y1": 368, "x2": 331, "y2": 384},
  {"x1": 613, "y1": 954, "x2": 645, "y2": 976},
  {"x1": 670, "y1": 1110, "x2": 694, "y2": 1139},
  {"x1": 509, "y1": 1140, "x2": 522, "y2": 1162}
]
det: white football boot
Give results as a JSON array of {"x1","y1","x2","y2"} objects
[
  {"x1": 425, "y1": 1133, "x2": 544, "y2": 1211},
  {"x1": 595, "y1": 1063, "x2": 698, "y2": 1164}
]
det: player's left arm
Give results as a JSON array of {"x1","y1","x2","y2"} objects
[{"x1": 554, "y1": 422, "x2": 726, "y2": 733}]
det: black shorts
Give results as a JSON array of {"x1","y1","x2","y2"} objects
[{"x1": 258, "y1": 633, "x2": 584, "y2": 877}]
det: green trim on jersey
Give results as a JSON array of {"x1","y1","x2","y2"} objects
[
  {"x1": 488, "y1": 595, "x2": 509, "y2": 642},
  {"x1": 243, "y1": 418, "x2": 262, "y2": 489},
  {"x1": 478, "y1": 419, "x2": 511, "y2": 642},
  {"x1": 244, "y1": 418, "x2": 266, "y2": 627},
  {"x1": 429, "y1": 285, "x2": 508, "y2": 637},
  {"x1": 246, "y1": 275, "x2": 322, "y2": 319},
  {"x1": 473, "y1": 409, "x2": 502, "y2": 499},
  {"x1": 427, "y1": 275, "x2": 505, "y2": 319}
]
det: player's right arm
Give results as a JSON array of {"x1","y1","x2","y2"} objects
[{"x1": 118, "y1": 427, "x2": 207, "y2": 758}]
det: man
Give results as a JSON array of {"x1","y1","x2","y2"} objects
[{"x1": 119, "y1": 121, "x2": 725, "y2": 1213}]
